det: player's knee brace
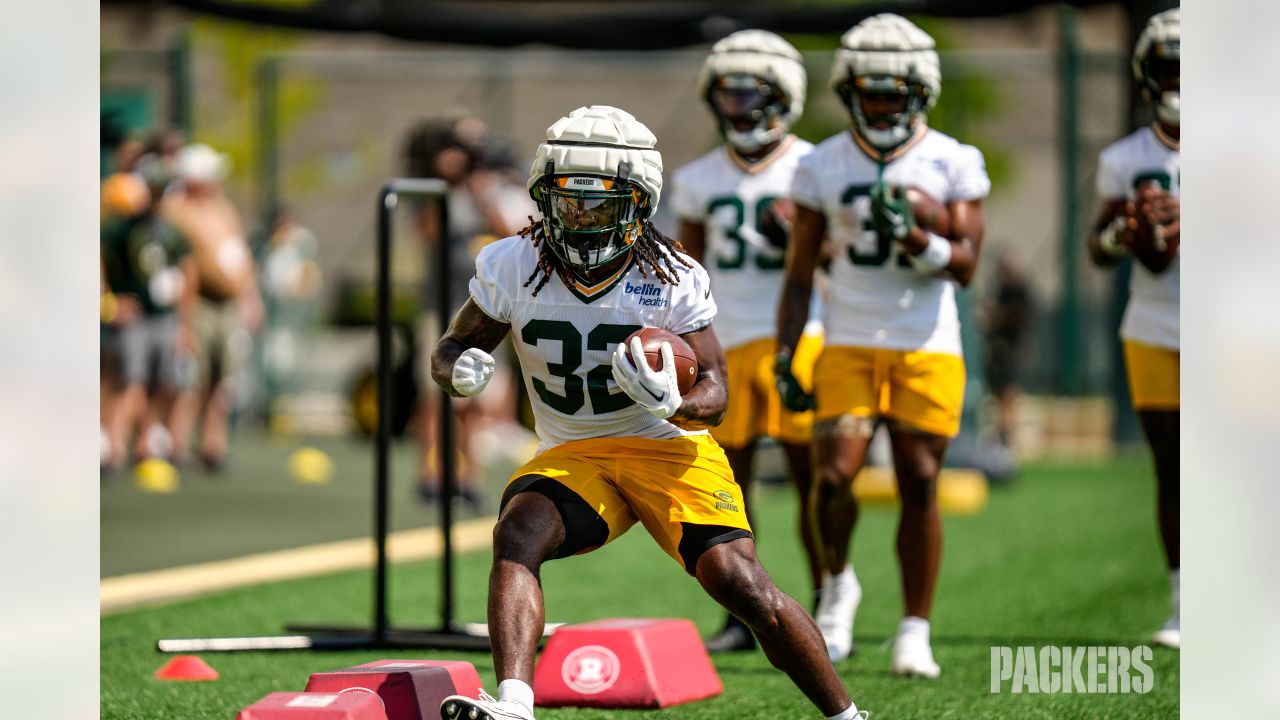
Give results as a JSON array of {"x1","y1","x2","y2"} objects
[{"x1": 817, "y1": 413, "x2": 875, "y2": 439}]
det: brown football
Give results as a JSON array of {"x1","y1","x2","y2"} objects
[
  {"x1": 906, "y1": 187, "x2": 952, "y2": 236},
  {"x1": 625, "y1": 327, "x2": 699, "y2": 395},
  {"x1": 1128, "y1": 185, "x2": 1180, "y2": 268}
]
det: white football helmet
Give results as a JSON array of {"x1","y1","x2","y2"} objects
[
  {"x1": 696, "y1": 30, "x2": 807, "y2": 153},
  {"x1": 527, "y1": 106, "x2": 664, "y2": 271},
  {"x1": 830, "y1": 14, "x2": 940, "y2": 151},
  {"x1": 1133, "y1": 8, "x2": 1180, "y2": 126}
]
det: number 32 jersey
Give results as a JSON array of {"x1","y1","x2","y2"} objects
[
  {"x1": 469, "y1": 234, "x2": 716, "y2": 452},
  {"x1": 792, "y1": 129, "x2": 990, "y2": 356},
  {"x1": 670, "y1": 136, "x2": 815, "y2": 350}
]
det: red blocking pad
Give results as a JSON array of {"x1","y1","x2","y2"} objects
[
  {"x1": 305, "y1": 660, "x2": 482, "y2": 720},
  {"x1": 237, "y1": 692, "x2": 388, "y2": 720},
  {"x1": 533, "y1": 619, "x2": 723, "y2": 708}
]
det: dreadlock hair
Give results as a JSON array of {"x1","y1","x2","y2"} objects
[{"x1": 519, "y1": 216, "x2": 692, "y2": 297}]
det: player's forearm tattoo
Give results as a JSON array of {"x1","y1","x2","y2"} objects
[{"x1": 430, "y1": 300, "x2": 511, "y2": 396}]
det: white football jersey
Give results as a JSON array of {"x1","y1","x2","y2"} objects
[
  {"x1": 1097, "y1": 125, "x2": 1180, "y2": 351},
  {"x1": 671, "y1": 136, "x2": 818, "y2": 350},
  {"x1": 792, "y1": 129, "x2": 990, "y2": 355},
  {"x1": 469, "y1": 234, "x2": 716, "y2": 452}
]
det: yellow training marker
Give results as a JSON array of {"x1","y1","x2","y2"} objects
[
  {"x1": 289, "y1": 447, "x2": 334, "y2": 485},
  {"x1": 853, "y1": 466, "x2": 987, "y2": 515},
  {"x1": 134, "y1": 458, "x2": 180, "y2": 494}
]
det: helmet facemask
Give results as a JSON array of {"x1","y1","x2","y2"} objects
[
  {"x1": 1140, "y1": 41, "x2": 1180, "y2": 126},
  {"x1": 533, "y1": 160, "x2": 649, "y2": 272},
  {"x1": 707, "y1": 73, "x2": 791, "y2": 154},
  {"x1": 839, "y1": 73, "x2": 928, "y2": 151}
]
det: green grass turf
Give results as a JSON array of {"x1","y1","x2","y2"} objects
[{"x1": 101, "y1": 454, "x2": 1179, "y2": 719}]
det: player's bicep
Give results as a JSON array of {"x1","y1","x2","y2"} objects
[
  {"x1": 679, "y1": 219, "x2": 707, "y2": 264},
  {"x1": 441, "y1": 299, "x2": 511, "y2": 354},
  {"x1": 948, "y1": 198, "x2": 985, "y2": 246}
]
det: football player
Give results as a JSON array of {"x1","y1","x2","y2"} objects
[
  {"x1": 433, "y1": 106, "x2": 868, "y2": 720},
  {"x1": 777, "y1": 15, "x2": 990, "y2": 678},
  {"x1": 671, "y1": 29, "x2": 824, "y2": 653},
  {"x1": 1087, "y1": 8, "x2": 1180, "y2": 649}
]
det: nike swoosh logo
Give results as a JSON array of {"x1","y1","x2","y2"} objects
[
  {"x1": 704, "y1": 288, "x2": 711, "y2": 299},
  {"x1": 642, "y1": 385, "x2": 665, "y2": 402}
]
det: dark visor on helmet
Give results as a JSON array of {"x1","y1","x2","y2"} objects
[{"x1": 710, "y1": 74, "x2": 780, "y2": 120}]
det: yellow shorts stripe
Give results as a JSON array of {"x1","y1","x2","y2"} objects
[
  {"x1": 506, "y1": 435, "x2": 751, "y2": 573},
  {"x1": 712, "y1": 332, "x2": 822, "y2": 449},
  {"x1": 1123, "y1": 340, "x2": 1179, "y2": 410},
  {"x1": 813, "y1": 345, "x2": 966, "y2": 438}
]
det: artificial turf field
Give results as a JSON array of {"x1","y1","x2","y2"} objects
[{"x1": 101, "y1": 449, "x2": 1179, "y2": 719}]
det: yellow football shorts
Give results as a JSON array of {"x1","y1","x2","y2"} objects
[
  {"x1": 713, "y1": 332, "x2": 823, "y2": 449},
  {"x1": 813, "y1": 345, "x2": 966, "y2": 438},
  {"x1": 1123, "y1": 340, "x2": 1180, "y2": 410},
  {"x1": 504, "y1": 435, "x2": 752, "y2": 574}
]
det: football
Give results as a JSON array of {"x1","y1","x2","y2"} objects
[
  {"x1": 906, "y1": 186, "x2": 952, "y2": 237},
  {"x1": 624, "y1": 327, "x2": 699, "y2": 395},
  {"x1": 1128, "y1": 184, "x2": 1180, "y2": 269}
]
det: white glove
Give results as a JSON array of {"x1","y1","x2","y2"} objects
[
  {"x1": 452, "y1": 348, "x2": 496, "y2": 397},
  {"x1": 611, "y1": 336, "x2": 683, "y2": 419}
]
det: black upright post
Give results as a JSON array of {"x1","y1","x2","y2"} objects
[
  {"x1": 436, "y1": 191, "x2": 457, "y2": 632},
  {"x1": 374, "y1": 185, "x2": 396, "y2": 643}
]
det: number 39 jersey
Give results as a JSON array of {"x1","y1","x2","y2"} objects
[
  {"x1": 469, "y1": 234, "x2": 716, "y2": 452},
  {"x1": 793, "y1": 129, "x2": 990, "y2": 356},
  {"x1": 1097, "y1": 125, "x2": 1180, "y2": 351},
  {"x1": 670, "y1": 135, "x2": 815, "y2": 350}
]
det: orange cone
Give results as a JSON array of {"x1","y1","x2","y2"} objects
[{"x1": 154, "y1": 655, "x2": 219, "y2": 681}]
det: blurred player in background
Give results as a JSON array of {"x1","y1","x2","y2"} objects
[
  {"x1": 981, "y1": 253, "x2": 1033, "y2": 456},
  {"x1": 406, "y1": 117, "x2": 533, "y2": 509},
  {"x1": 257, "y1": 204, "x2": 324, "y2": 416},
  {"x1": 101, "y1": 137, "x2": 148, "y2": 464},
  {"x1": 100, "y1": 162, "x2": 197, "y2": 469},
  {"x1": 778, "y1": 14, "x2": 989, "y2": 677},
  {"x1": 163, "y1": 143, "x2": 264, "y2": 470},
  {"x1": 671, "y1": 29, "x2": 823, "y2": 653},
  {"x1": 434, "y1": 106, "x2": 867, "y2": 720},
  {"x1": 1087, "y1": 7, "x2": 1180, "y2": 649}
]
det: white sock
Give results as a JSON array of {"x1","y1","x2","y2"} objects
[
  {"x1": 498, "y1": 679, "x2": 534, "y2": 714},
  {"x1": 824, "y1": 564, "x2": 858, "y2": 588},
  {"x1": 826, "y1": 702, "x2": 863, "y2": 720},
  {"x1": 899, "y1": 615, "x2": 931, "y2": 642}
]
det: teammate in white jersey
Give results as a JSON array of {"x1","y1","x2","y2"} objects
[
  {"x1": 1088, "y1": 8, "x2": 1180, "y2": 650},
  {"x1": 433, "y1": 106, "x2": 867, "y2": 720},
  {"x1": 777, "y1": 15, "x2": 989, "y2": 678},
  {"x1": 670, "y1": 29, "x2": 824, "y2": 653}
]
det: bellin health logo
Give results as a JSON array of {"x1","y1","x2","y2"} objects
[{"x1": 624, "y1": 282, "x2": 668, "y2": 307}]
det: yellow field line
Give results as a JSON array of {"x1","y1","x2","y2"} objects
[{"x1": 100, "y1": 517, "x2": 496, "y2": 615}]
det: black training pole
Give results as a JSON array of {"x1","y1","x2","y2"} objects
[
  {"x1": 436, "y1": 187, "x2": 457, "y2": 632},
  {"x1": 373, "y1": 183, "x2": 395, "y2": 642}
]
